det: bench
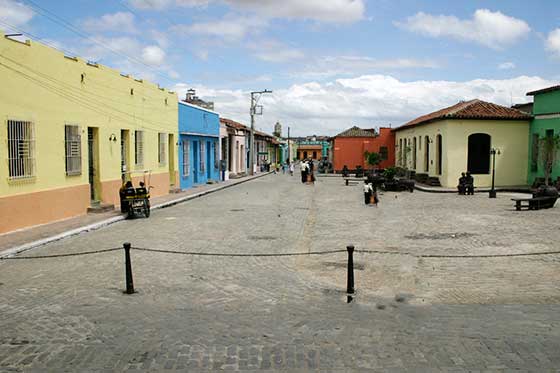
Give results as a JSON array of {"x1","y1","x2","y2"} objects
[
  {"x1": 511, "y1": 196, "x2": 557, "y2": 211},
  {"x1": 343, "y1": 177, "x2": 364, "y2": 186}
]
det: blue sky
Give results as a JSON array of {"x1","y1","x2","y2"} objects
[{"x1": 1, "y1": 0, "x2": 559, "y2": 135}]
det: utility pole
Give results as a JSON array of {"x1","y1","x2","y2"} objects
[
  {"x1": 249, "y1": 89, "x2": 272, "y2": 175},
  {"x1": 287, "y1": 126, "x2": 291, "y2": 165}
]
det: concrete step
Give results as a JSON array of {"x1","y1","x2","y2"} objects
[{"x1": 87, "y1": 202, "x2": 115, "y2": 214}]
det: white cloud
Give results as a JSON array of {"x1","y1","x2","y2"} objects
[
  {"x1": 396, "y1": 9, "x2": 530, "y2": 49},
  {"x1": 224, "y1": 0, "x2": 365, "y2": 23},
  {"x1": 175, "y1": 75, "x2": 552, "y2": 136},
  {"x1": 141, "y1": 45, "x2": 166, "y2": 65},
  {"x1": 82, "y1": 12, "x2": 137, "y2": 34},
  {"x1": 545, "y1": 28, "x2": 560, "y2": 57},
  {"x1": 247, "y1": 39, "x2": 305, "y2": 63},
  {"x1": 0, "y1": 0, "x2": 34, "y2": 30},
  {"x1": 172, "y1": 14, "x2": 267, "y2": 41},
  {"x1": 127, "y1": 0, "x2": 208, "y2": 10},
  {"x1": 297, "y1": 56, "x2": 440, "y2": 79},
  {"x1": 498, "y1": 62, "x2": 515, "y2": 70}
]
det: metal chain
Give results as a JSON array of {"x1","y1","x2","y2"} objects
[
  {"x1": 0, "y1": 247, "x2": 122, "y2": 260},
  {"x1": 132, "y1": 247, "x2": 347, "y2": 257},
  {"x1": 356, "y1": 249, "x2": 560, "y2": 258}
]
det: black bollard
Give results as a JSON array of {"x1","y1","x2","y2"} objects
[
  {"x1": 345, "y1": 179, "x2": 349, "y2": 186},
  {"x1": 123, "y1": 242, "x2": 135, "y2": 294},
  {"x1": 347, "y1": 245, "x2": 354, "y2": 294}
]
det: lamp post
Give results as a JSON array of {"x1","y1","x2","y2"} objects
[
  {"x1": 249, "y1": 90, "x2": 272, "y2": 175},
  {"x1": 489, "y1": 148, "x2": 501, "y2": 198}
]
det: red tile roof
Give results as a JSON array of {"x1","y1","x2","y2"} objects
[
  {"x1": 335, "y1": 126, "x2": 377, "y2": 138},
  {"x1": 220, "y1": 117, "x2": 248, "y2": 131},
  {"x1": 393, "y1": 99, "x2": 531, "y2": 131}
]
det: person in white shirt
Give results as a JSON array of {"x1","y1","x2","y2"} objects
[
  {"x1": 300, "y1": 161, "x2": 308, "y2": 183},
  {"x1": 363, "y1": 181, "x2": 372, "y2": 205}
]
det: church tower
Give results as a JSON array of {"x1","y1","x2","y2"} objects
[{"x1": 273, "y1": 121, "x2": 282, "y2": 137}]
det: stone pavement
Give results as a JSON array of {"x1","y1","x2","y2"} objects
[
  {"x1": 0, "y1": 173, "x2": 270, "y2": 255},
  {"x1": 1, "y1": 172, "x2": 560, "y2": 372}
]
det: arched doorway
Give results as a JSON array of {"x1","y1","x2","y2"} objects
[
  {"x1": 436, "y1": 134, "x2": 442, "y2": 175},
  {"x1": 412, "y1": 137, "x2": 417, "y2": 170},
  {"x1": 467, "y1": 133, "x2": 491, "y2": 174}
]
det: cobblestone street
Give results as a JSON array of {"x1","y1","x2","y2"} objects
[{"x1": 1, "y1": 173, "x2": 560, "y2": 372}]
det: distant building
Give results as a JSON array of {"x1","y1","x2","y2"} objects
[
  {"x1": 295, "y1": 136, "x2": 331, "y2": 161},
  {"x1": 392, "y1": 99, "x2": 531, "y2": 188},
  {"x1": 526, "y1": 85, "x2": 560, "y2": 185},
  {"x1": 182, "y1": 88, "x2": 215, "y2": 111},
  {"x1": 332, "y1": 126, "x2": 395, "y2": 172}
]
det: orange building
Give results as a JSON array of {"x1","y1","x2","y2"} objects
[{"x1": 332, "y1": 126, "x2": 395, "y2": 172}]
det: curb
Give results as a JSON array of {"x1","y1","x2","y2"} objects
[
  {"x1": 0, "y1": 172, "x2": 272, "y2": 259},
  {"x1": 414, "y1": 185, "x2": 532, "y2": 194}
]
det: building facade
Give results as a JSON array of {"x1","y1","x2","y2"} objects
[
  {"x1": 221, "y1": 118, "x2": 249, "y2": 178},
  {"x1": 178, "y1": 102, "x2": 220, "y2": 189},
  {"x1": 0, "y1": 33, "x2": 178, "y2": 234},
  {"x1": 332, "y1": 126, "x2": 395, "y2": 172},
  {"x1": 393, "y1": 100, "x2": 531, "y2": 188},
  {"x1": 526, "y1": 85, "x2": 560, "y2": 185}
]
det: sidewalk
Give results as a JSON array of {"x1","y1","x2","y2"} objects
[
  {"x1": 415, "y1": 183, "x2": 532, "y2": 193},
  {"x1": 0, "y1": 172, "x2": 272, "y2": 257}
]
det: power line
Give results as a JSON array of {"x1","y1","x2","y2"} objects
[{"x1": 20, "y1": 0, "x2": 177, "y2": 86}]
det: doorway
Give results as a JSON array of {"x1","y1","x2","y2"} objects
[
  {"x1": 87, "y1": 127, "x2": 100, "y2": 202},
  {"x1": 193, "y1": 140, "x2": 199, "y2": 184},
  {"x1": 168, "y1": 133, "x2": 176, "y2": 187},
  {"x1": 206, "y1": 141, "x2": 211, "y2": 179},
  {"x1": 120, "y1": 129, "x2": 130, "y2": 182},
  {"x1": 424, "y1": 136, "x2": 430, "y2": 172}
]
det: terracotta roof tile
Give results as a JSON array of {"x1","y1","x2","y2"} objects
[
  {"x1": 335, "y1": 126, "x2": 377, "y2": 138},
  {"x1": 393, "y1": 99, "x2": 531, "y2": 131}
]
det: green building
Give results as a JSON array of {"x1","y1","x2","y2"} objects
[{"x1": 527, "y1": 85, "x2": 560, "y2": 185}]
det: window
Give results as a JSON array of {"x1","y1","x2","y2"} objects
[
  {"x1": 380, "y1": 146, "x2": 388, "y2": 160},
  {"x1": 214, "y1": 141, "x2": 219, "y2": 169},
  {"x1": 65, "y1": 124, "x2": 81, "y2": 175},
  {"x1": 135, "y1": 130, "x2": 144, "y2": 167},
  {"x1": 182, "y1": 140, "x2": 190, "y2": 176},
  {"x1": 158, "y1": 133, "x2": 166, "y2": 165},
  {"x1": 7, "y1": 119, "x2": 35, "y2": 180},
  {"x1": 200, "y1": 141, "x2": 205, "y2": 172},
  {"x1": 531, "y1": 133, "x2": 539, "y2": 172},
  {"x1": 467, "y1": 133, "x2": 491, "y2": 174}
]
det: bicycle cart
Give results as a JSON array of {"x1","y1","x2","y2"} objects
[{"x1": 119, "y1": 170, "x2": 152, "y2": 219}]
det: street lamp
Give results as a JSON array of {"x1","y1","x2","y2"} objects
[
  {"x1": 489, "y1": 148, "x2": 501, "y2": 198},
  {"x1": 249, "y1": 90, "x2": 272, "y2": 175}
]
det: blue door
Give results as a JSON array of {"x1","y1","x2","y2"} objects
[
  {"x1": 207, "y1": 141, "x2": 211, "y2": 179},
  {"x1": 193, "y1": 140, "x2": 199, "y2": 184}
]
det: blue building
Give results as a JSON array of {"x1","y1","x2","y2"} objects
[{"x1": 178, "y1": 102, "x2": 220, "y2": 189}]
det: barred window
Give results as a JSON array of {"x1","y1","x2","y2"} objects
[
  {"x1": 200, "y1": 141, "x2": 205, "y2": 173},
  {"x1": 135, "y1": 130, "x2": 144, "y2": 167},
  {"x1": 65, "y1": 124, "x2": 81, "y2": 175},
  {"x1": 7, "y1": 119, "x2": 35, "y2": 180},
  {"x1": 214, "y1": 141, "x2": 219, "y2": 169},
  {"x1": 380, "y1": 146, "x2": 388, "y2": 160},
  {"x1": 182, "y1": 140, "x2": 190, "y2": 176},
  {"x1": 158, "y1": 133, "x2": 166, "y2": 165}
]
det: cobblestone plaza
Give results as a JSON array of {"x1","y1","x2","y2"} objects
[{"x1": 1, "y1": 174, "x2": 560, "y2": 372}]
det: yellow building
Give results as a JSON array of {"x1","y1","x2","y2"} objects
[
  {"x1": 392, "y1": 100, "x2": 531, "y2": 188},
  {"x1": 0, "y1": 32, "x2": 178, "y2": 234}
]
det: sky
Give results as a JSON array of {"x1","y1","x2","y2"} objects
[{"x1": 1, "y1": 0, "x2": 560, "y2": 136}]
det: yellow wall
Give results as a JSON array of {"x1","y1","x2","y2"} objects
[
  {"x1": 0, "y1": 32, "x2": 178, "y2": 231},
  {"x1": 394, "y1": 119, "x2": 529, "y2": 188}
]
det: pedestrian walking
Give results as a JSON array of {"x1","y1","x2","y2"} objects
[
  {"x1": 289, "y1": 163, "x2": 294, "y2": 176},
  {"x1": 300, "y1": 160, "x2": 308, "y2": 183},
  {"x1": 363, "y1": 181, "x2": 372, "y2": 205}
]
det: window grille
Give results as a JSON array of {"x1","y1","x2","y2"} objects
[
  {"x1": 158, "y1": 133, "x2": 166, "y2": 165},
  {"x1": 200, "y1": 141, "x2": 205, "y2": 172},
  {"x1": 214, "y1": 141, "x2": 219, "y2": 169},
  {"x1": 135, "y1": 130, "x2": 144, "y2": 167},
  {"x1": 182, "y1": 141, "x2": 190, "y2": 176},
  {"x1": 65, "y1": 124, "x2": 81, "y2": 175},
  {"x1": 7, "y1": 119, "x2": 35, "y2": 180}
]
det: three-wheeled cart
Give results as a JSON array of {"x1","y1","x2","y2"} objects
[{"x1": 119, "y1": 170, "x2": 152, "y2": 219}]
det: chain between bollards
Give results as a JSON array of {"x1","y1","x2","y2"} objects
[
  {"x1": 123, "y1": 242, "x2": 135, "y2": 294},
  {"x1": 347, "y1": 245, "x2": 354, "y2": 295}
]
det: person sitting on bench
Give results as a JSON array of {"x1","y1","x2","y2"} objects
[
  {"x1": 457, "y1": 172, "x2": 467, "y2": 195},
  {"x1": 465, "y1": 172, "x2": 474, "y2": 195}
]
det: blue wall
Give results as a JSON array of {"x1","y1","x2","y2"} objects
[{"x1": 178, "y1": 103, "x2": 220, "y2": 189}]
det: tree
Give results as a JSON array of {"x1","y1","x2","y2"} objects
[
  {"x1": 364, "y1": 151, "x2": 381, "y2": 170},
  {"x1": 539, "y1": 133, "x2": 560, "y2": 185}
]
